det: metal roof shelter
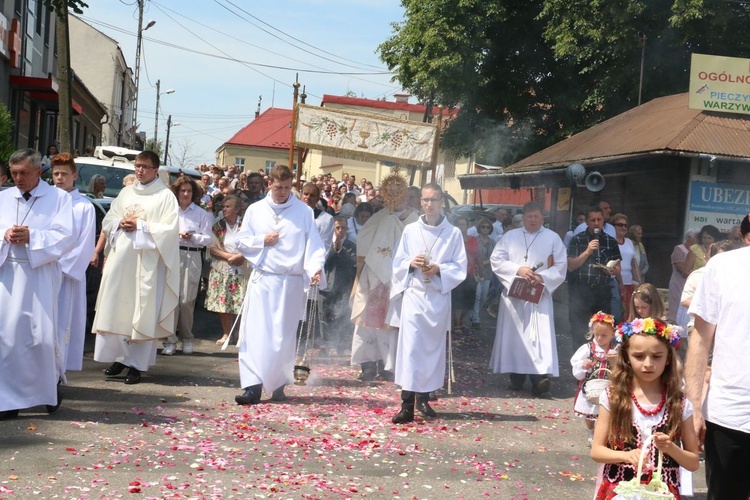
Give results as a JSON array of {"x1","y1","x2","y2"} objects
[{"x1": 459, "y1": 93, "x2": 750, "y2": 190}]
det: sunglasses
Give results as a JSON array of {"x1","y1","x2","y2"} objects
[
  {"x1": 480, "y1": 225, "x2": 492, "y2": 229},
  {"x1": 613, "y1": 223, "x2": 628, "y2": 228}
]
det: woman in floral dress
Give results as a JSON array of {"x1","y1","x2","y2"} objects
[{"x1": 205, "y1": 195, "x2": 249, "y2": 344}]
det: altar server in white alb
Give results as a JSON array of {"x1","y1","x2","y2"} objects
[
  {"x1": 390, "y1": 183, "x2": 467, "y2": 424},
  {"x1": 51, "y1": 153, "x2": 96, "y2": 375},
  {"x1": 0, "y1": 149, "x2": 74, "y2": 420},
  {"x1": 489, "y1": 201, "x2": 567, "y2": 396},
  {"x1": 230, "y1": 165, "x2": 326, "y2": 405},
  {"x1": 92, "y1": 151, "x2": 180, "y2": 385}
]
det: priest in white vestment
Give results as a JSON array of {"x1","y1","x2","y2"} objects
[
  {"x1": 0, "y1": 149, "x2": 74, "y2": 420},
  {"x1": 92, "y1": 151, "x2": 180, "y2": 385},
  {"x1": 350, "y1": 174, "x2": 418, "y2": 381},
  {"x1": 230, "y1": 165, "x2": 326, "y2": 405},
  {"x1": 52, "y1": 153, "x2": 96, "y2": 376},
  {"x1": 489, "y1": 201, "x2": 567, "y2": 396},
  {"x1": 390, "y1": 184, "x2": 467, "y2": 423}
]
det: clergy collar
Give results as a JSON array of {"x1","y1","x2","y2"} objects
[
  {"x1": 266, "y1": 193, "x2": 294, "y2": 208},
  {"x1": 16, "y1": 181, "x2": 43, "y2": 199},
  {"x1": 421, "y1": 214, "x2": 444, "y2": 227},
  {"x1": 522, "y1": 226, "x2": 544, "y2": 235}
]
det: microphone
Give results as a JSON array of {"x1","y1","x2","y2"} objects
[
  {"x1": 592, "y1": 228, "x2": 601, "y2": 263},
  {"x1": 531, "y1": 262, "x2": 544, "y2": 272}
]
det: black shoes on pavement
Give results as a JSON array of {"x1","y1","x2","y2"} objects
[
  {"x1": 124, "y1": 367, "x2": 141, "y2": 385},
  {"x1": 235, "y1": 384, "x2": 262, "y2": 405},
  {"x1": 104, "y1": 362, "x2": 141, "y2": 384},
  {"x1": 104, "y1": 362, "x2": 127, "y2": 376}
]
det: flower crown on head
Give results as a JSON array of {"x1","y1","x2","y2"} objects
[
  {"x1": 589, "y1": 311, "x2": 616, "y2": 329},
  {"x1": 616, "y1": 317, "x2": 682, "y2": 347}
]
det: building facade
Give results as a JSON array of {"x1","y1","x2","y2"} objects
[{"x1": 69, "y1": 14, "x2": 135, "y2": 149}]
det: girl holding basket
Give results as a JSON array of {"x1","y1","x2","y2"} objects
[{"x1": 591, "y1": 318, "x2": 699, "y2": 499}]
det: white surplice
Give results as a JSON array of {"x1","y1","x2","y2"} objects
[
  {"x1": 0, "y1": 182, "x2": 74, "y2": 411},
  {"x1": 57, "y1": 189, "x2": 96, "y2": 375},
  {"x1": 350, "y1": 207, "x2": 419, "y2": 369},
  {"x1": 391, "y1": 216, "x2": 467, "y2": 393},
  {"x1": 92, "y1": 178, "x2": 179, "y2": 371},
  {"x1": 229, "y1": 194, "x2": 326, "y2": 395},
  {"x1": 489, "y1": 227, "x2": 567, "y2": 376}
]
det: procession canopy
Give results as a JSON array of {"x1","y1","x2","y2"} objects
[{"x1": 294, "y1": 103, "x2": 438, "y2": 166}]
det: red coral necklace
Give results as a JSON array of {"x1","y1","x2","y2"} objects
[{"x1": 631, "y1": 388, "x2": 667, "y2": 416}]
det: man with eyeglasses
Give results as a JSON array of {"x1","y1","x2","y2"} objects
[
  {"x1": 389, "y1": 183, "x2": 467, "y2": 423},
  {"x1": 92, "y1": 151, "x2": 180, "y2": 385}
]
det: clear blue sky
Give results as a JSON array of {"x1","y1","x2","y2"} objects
[{"x1": 79, "y1": 0, "x2": 405, "y2": 165}]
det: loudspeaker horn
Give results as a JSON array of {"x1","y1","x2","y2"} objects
[{"x1": 585, "y1": 171, "x2": 605, "y2": 192}]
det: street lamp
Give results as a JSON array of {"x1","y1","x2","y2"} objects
[
  {"x1": 153, "y1": 79, "x2": 175, "y2": 145},
  {"x1": 132, "y1": 0, "x2": 155, "y2": 143},
  {"x1": 163, "y1": 115, "x2": 181, "y2": 165}
]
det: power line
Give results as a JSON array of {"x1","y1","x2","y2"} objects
[{"x1": 214, "y1": 0, "x2": 385, "y2": 72}]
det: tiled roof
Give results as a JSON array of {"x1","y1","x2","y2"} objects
[
  {"x1": 322, "y1": 94, "x2": 457, "y2": 116},
  {"x1": 506, "y1": 93, "x2": 750, "y2": 172},
  {"x1": 222, "y1": 108, "x2": 292, "y2": 150}
]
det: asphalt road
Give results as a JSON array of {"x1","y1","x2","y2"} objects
[{"x1": 0, "y1": 286, "x2": 707, "y2": 499}]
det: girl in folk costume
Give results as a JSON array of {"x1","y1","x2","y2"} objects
[
  {"x1": 591, "y1": 318, "x2": 699, "y2": 499},
  {"x1": 571, "y1": 312, "x2": 619, "y2": 446},
  {"x1": 627, "y1": 283, "x2": 666, "y2": 322}
]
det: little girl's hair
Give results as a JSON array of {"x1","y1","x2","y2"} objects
[
  {"x1": 628, "y1": 283, "x2": 665, "y2": 321},
  {"x1": 609, "y1": 319, "x2": 684, "y2": 445},
  {"x1": 585, "y1": 311, "x2": 615, "y2": 341}
]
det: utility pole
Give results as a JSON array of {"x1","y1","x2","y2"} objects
[
  {"x1": 153, "y1": 79, "x2": 160, "y2": 144},
  {"x1": 133, "y1": 0, "x2": 144, "y2": 137},
  {"x1": 638, "y1": 33, "x2": 647, "y2": 106}
]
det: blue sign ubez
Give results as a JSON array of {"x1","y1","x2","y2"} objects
[{"x1": 690, "y1": 181, "x2": 750, "y2": 215}]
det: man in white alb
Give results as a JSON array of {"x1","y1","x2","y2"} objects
[
  {"x1": 349, "y1": 174, "x2": 418, "y2": 381},
  {"x1": 92, "y1": 151, "x2": 180, "y2": 385},
  {"x1": 0, "y1": 149, "x2": 74, "y2": 420},
  {"x1": 230, "y1": 165, "x2": 326, "y2": 405},
  {"x1": 51, "y1": 153, "x2": 96, "y2": 376},
  {"x1": 390, "y1": 183, "x2": 467, "y2": 423},
  {"x1": 489, "y1": 201, "x2": 567, "y2": 396}
]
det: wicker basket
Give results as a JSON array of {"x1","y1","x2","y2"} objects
[
  {"x1": 582, "y1": 368, "x2": 611, "y2": 405},
  {"x1": 612, "y1": 435, "x2": 676, "y2": 499}
]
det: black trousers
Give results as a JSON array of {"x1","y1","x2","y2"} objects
[
  {"x1": 568, "y1": 283, "x2": 612, "y2": 341},
  {"x1": 705, "y1": 421, "x2": 750, "y2": 500}
]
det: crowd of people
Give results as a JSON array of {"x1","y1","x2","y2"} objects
[{"x1": 0, "y1": 151, "x2": 748, "y2": 499}]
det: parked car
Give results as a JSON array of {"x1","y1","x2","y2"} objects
[{"x1": 75, "y1": 146, "x2": 201, "y2": 199}]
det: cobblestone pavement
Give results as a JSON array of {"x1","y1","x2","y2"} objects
[{"x1": 0, "y1": 287, "x2": 706, "y2": 499}]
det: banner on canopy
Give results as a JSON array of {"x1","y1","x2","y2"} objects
[{"x1": 294, "y1": 104, "x2": 437, "y2": 166}]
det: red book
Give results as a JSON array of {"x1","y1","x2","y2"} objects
[{"x1": 507, "y1": 277, "x2": 544, "y2": 304}]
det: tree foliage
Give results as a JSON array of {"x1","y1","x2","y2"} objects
[
  {"x1": 0, "y1": 103, "x2": 15, "y2": 161},
  {"x1": 42, "y1": 0, "x2": 88, "y2": 15},
  {"x1": 379, "y1": 0, "x2": 750, "y2": 165}
]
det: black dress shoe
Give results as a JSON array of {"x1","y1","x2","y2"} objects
[
  {"x1": 0, "y1": 409, "x2": 19, "y2": 420},
  {"x1": 532, "y1": 377, "x2": 551, "y2": 396},
  {"x1": 104, "y1": 362, "x2": 127, "y2": 376},
  {"x1": 271, "y1": 386, "x2": 286, "y2": 402},
  {"x1": 46, "y1": 385, "x2": 63, "y2": 414},
  {"x1": 391, "y1": 407, "x2": 414, "y2": 424},
  {"x1": 235, "y1": 385, "x2": 262, "y2": 405},
  {"x1": 416, "y1": 400, "x2": 437, "y2": 418},
  {"x1": 124, "y1": 367, "x2": 141, "y2": 385}
]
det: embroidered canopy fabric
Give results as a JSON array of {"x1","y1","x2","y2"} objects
[{"x1": 295, "y1": 104, "x2": 438, "y2": 166}]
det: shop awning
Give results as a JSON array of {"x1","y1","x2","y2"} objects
[{"x1": 10, "y1": 75, "x2": 83, "y2": 115}]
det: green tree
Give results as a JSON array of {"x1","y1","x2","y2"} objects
[
  {"x1": 144, "y1": 138, "x2": 163, "y2": 158},
  {"x1": 43, "y1": 0, "x2": 89, "y2": 153},
  {"x1": 380, "y1": 0, "x2": 750, "y2": 164},
  {"x1": 0, "y1": 103, "x2": 14, "y2": 161}
]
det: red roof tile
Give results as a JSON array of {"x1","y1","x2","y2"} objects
[
  {"x1": 322, "y1": 94, "x2": 457, "y2": 116},
  {"x1": 222, "y1": 108, "x2": 293, "y2": 150}
]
